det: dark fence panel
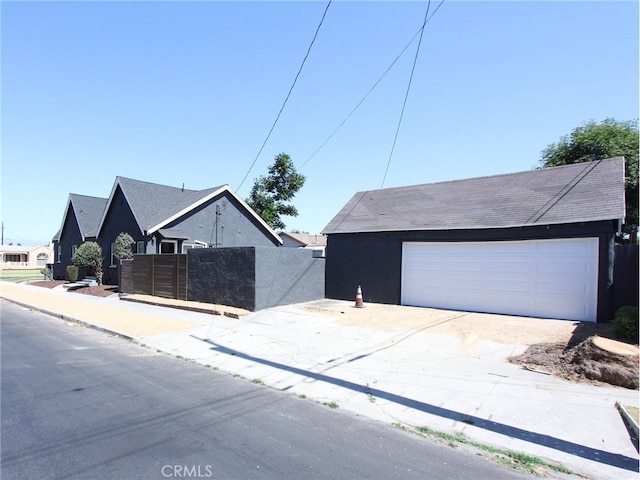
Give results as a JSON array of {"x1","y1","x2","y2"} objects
[
  {"x1": 153, "y1": 255, "x2": 187, "y2": 300},
  {"x1": 119, "y1": 254, "x2": 187, "y2": 300},
  {"x1": 133, "y1": 255, "x2": 154, "y2": 296},
  {"x1": 121, "y1": 249, "x2": 322, "y2": 310},
  {"x1": 613, "y1": 244, "x2": 639, "y2": 311},
  {"x1": 120, "y1": 259, "x2": 134, "y2": 294}
]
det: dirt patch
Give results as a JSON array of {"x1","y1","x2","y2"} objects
[
  {"x1": 509, "y1": 327, "x2": 639, "y2": 389},
  {"x1": 290, "y1": 300, "x2": 577, "y2": 345},
  {"x1": 27, "y1": 280, "x2": 118, "y2": 298},
  {"x1": 295, "y1": 300, "x2": 640, "y2": 389}
]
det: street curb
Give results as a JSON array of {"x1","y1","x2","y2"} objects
[
  {"x1": 1, "y1": 296, "x2": 139, "y2": 343},
  {"x1": 617, "y1": 402, "x2": 640, "y2": 439},
  {"x1": 119, "y1": 295, "x2": 245, "y2": 319}
]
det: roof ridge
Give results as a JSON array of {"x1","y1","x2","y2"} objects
[
  {"x1": 357, "y1": 156, "x2": 625, "y2": 195},
  {"x1": 116, "y1": 176, "x2": 207, "y2": 193}
]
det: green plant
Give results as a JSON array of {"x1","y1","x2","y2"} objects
[
  {"x1": 113, "y1": 232, "x2": 135, "y2": 260},
  {"x1": 612, "y1": 306, "x2": 639, "y2": 343},
  {"x1": 407, "y1": 425, "x2": 573, "y2": 475},
  {"x1": 72, "y1": 241, "x2": 103, "y2": 284},
  {"x1": 323, "y1": 401, "x2": 339, "y2": 409},
  {"x1": 66, "y1": 265, "x2": 78, "y2": 283}
]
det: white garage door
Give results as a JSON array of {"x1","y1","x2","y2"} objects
[{"x1": 401, "y1": 238, "x2": 599, "y2": 322}]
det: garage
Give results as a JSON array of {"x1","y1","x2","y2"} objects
[
  {"x1": 323, "y1": 158, "x2": 626, "y2": 323},
  {"x1": 401, "y1": 238, "x2": 599, "y2": 322}
]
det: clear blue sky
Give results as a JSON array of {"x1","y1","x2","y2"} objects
[{"x1": 2, "y1": 1, "x2": 638, "y2": 246}]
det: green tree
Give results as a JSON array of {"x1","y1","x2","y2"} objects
[
  {"x1": 113, "y1": 232, "x2": 135, "y2": 260},
  {"x1": 246, "y1": 153, "x2": 306, "y2": 230},
  {"x1": 540, "y1": 118, "x2": 639, "y2": 242},
  {"x1": 72, "y1": 241, "x2": 103, "y2": 285}
]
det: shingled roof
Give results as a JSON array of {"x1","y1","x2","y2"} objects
[
  {"x1": 322, "y1": 157, "x2": 626, "y2": 234},
  {"x1": 111, "y1": 177, "x2": 224, "y2": 233},
  {"x1": 53, "y1": 194, "x2": 108, "y2": 241},
  {"x1": 95, "y1": 177, "x2": 281, "y2": 244}
]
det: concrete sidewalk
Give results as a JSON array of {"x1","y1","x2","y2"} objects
[{"x1": 1, "y1": 281, "x2": 638, "y2": 479}]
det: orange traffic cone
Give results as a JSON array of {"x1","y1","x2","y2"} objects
[{"x1": 355, "y1": 285, "x2": 364, "y2": 308}]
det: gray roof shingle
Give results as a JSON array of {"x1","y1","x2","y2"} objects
[
  {"x1": 116, "y1": 177, "x2": 223, "y2": 232},
  {"x1": 322, "y1": 157, "x2": 626, "y2": 234},
  {"x1": 71, "y1": 194, "x2": 108, "y2": 239}
]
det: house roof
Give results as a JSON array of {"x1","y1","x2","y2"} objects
[
  {"x1": 53, "y1": 194, "x2": 108, "y2": 241},
  {"x1": 322, "y1": 157, "x2": 626, "y2": 234},
  {"x1": 96, "y1": 177, "x2": 282, "y2": 244},
  {"x1": 0, "y1": 244, "x2": 51, "y2": 253},
  {"x1": 280, "y1": 232, "x2": 327, "y2": 247}
]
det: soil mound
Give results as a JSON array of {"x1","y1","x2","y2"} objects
[{"x1": 510, "y1": 335, "x2": 639, "y2": 390}]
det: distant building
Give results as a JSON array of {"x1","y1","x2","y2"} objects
[
  {"x1": 0, "y1": 244, "x2": 53, "y2": 270},
  {"x1": 280, "y1": 232, "x2": 326, "y2": 257}
]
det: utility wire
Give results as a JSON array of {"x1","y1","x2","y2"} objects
[
  {"x1": 300, "y1": 0, "x2": 445, "y2": 170},
  {"x1": 381, "y1": 0, "x2": 445, "y2": 188},
  {"x1": 299, "y1": 26, "x2": 424, "y2": 169},
  {"x1": 236, "y1": 0, "x2": 332, "y2": 192}
]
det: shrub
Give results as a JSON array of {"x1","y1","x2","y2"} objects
[
  {"x1": 66, "y1": 265, "x2": 78, "y2": 283},
  {"x1": 113, "y1": 232, "x2": 135, "y2": 260},
  {"x1": 72, "y1": 241, "x2": 103, "y2": 284},
  {"x1": 612, "y1": 306, "x2": 639, "y2": 343}
]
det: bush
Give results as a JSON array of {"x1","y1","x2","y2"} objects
[
  {"x1": 113, "y1": 232, "x2": 135, "y2": 260},
  {"x1": 612, "y1": 306, "x2": 639, "y2": 343},
  {"x1": 72, "y1": 241, "x2": 103, "y2": 284},
  {"x1": 66, "y1": 265, "x2": 79, "y2": 283}
]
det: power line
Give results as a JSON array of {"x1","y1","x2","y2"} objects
[
  {"x1": 381, "y1": 0, "x2": 445, "y2": 188},
  {"x1": 236, "y1": 0, "x2": 332, "y2": 193},
  {"x1": 300, "y1": 26, "x2": 424, "y2": 169},
  {"x1": 300, "y1": 0, "x2": 445, "y2": 171}
]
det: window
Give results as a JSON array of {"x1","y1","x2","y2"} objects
[
  {"x1": 160, "y1": 240, "x2": 177, "y2": 254},
  {"x1": 136, "y1": 241, "x2": 145, "y2": 254},
  {"x1": 37, "y1": 253, "x2": 48, "y2": 267},
  {"x1": 57, "y1": 246, "x2": 61, "y2": 263},
  {"x1": 110, "y1": 243, "x2": 116, "y2": 266},
  {"x1": 72, "y1": 245, "x2": 78, "y2": 257}
]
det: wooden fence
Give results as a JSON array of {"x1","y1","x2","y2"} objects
[{"x1": 120, "y1": 254, "x2": 187, "y2": 301}]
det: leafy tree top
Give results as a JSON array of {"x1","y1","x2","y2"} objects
[
  {"x1": 246, "y1": 153, "x2": 306, "y2": 231},
  {"x1": 539, "y1": 118, "x2": 638, "y2": 242}
]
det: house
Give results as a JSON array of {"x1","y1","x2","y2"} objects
[
  {"x1": 0, "y1": 244, "x2": 53, "y2": 270},
  {"x1": 53, "y1": 176, "x2": 283, "y2": 284},
  {"x1": 280, "y1": 232, "x2": 327, "y2": 257},
  {"x1": 52, "y1": 194, "x2": 108, "y2": 280},
  {"x1": 322, "y1": 157, "x2": 626, "y2": 323}
]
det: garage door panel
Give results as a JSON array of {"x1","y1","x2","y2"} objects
[
  {"x1": 487, "y1": 280, "x2": 533, "y2": 293},
  {"x1": 401, "y1": 239, "x2": 598, "y2": 322},
  {"x1": 538, "y1": 259, "x2": 594, "y2": 275}
]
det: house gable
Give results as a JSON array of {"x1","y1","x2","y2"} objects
[
  {"x1": 158, "y1": 190, "x2": 282, "y2": 249},
  {"x1": 96, "y1": 177, "x2": 280, "y2": 244}
]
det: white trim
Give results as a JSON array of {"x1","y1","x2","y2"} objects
[{"x1": 147, "y1": 185, "x2": 282, "y2": 245}]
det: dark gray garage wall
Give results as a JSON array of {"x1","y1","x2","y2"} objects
[
  {"x1": 325, "y1": 221, "x2": 619, "y2": 322},
  {"x1": 187, "y1": 247, "x2": 324, "y2": 311},
  {"x1": 254, "y1": 247, "x2": 325, "y2": 311}
]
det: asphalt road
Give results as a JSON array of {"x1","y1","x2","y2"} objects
[{"x1": 1, "y1": 302, "x2": 531, "y2": 480}]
